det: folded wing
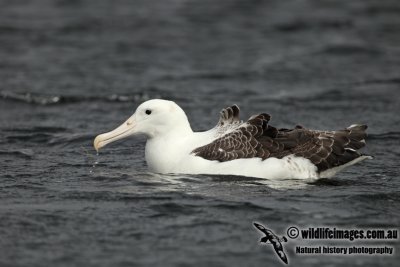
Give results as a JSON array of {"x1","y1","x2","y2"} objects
[{"x1": 192, "y1": 106, "x2": 368, "y2": 172}]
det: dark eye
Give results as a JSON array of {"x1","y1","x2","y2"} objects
[{"x1": 145, "y1": 109, "x2": 152, "y2": 115}]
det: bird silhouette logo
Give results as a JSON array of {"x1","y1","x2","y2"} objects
[{"x1": 253, "y1": 222, "x2": 289, "y2": 264}]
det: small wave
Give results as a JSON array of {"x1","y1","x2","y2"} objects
[
  {"x1": 360, "y1": 5, "x2": 400, "y2": 16},
  {"x1": 0, "y1": 149, "x2": 35, "y2": 158},
  {"x1": 56, "y1": 18, "x2": 103, "y2": 34},
  {"x1": 308, "y1": 178, "x2": 357, "y2": 186},
  {"x1": 0, "y1": 91, "x2": 154, "y2": 105},
  {"x1": 2, "y1": 127, "x2": 95, "y2": 147},
  {"x1": 6, "y1": 133, "x2": 54, "y2": 143},
  {"x1": 281, "y1": 87, "x2": 388, "y2": 104},
  {"x1": 47, "y1": 133, "x2": 94, "y2": 145},
  {"x1": 149, "y1": 202, "x2": 199, "y2": 215},
  {"x1": 274, "y1": 19, "x2": 353, "y2": 32},
  {"x1": 210, "y1": 201, "x2": 274, "y2": 212},
  {"x1": 317, "y1": 44, "x2": 381, "y2": 56},
  {"x1": 60, "y1": 190, "x2": 186, "y2": 202},
  {"x1": 349, "y1": 192, "x2": 400, "y2": 202},
  {"x1": 352, "y1": 77, "x2": 400, "y2": 86},
  {"x1": 3, "y1": 126, "x2": 68, "y2": 133},
  {"x1": 368, "y1": 132, "x2": 400, "y2": 140},
  {"x1": 2, "y1": 183, "x2": 45, "y2": 190},
  {"x1": 164, "y1": 219, "x2": 234, "y2": 228},
  {"x1": 157, "y1": 70, "x2": 257, "y2": 81},
  {"x1": 0, "y1": 25, "x2": 31, "y2": 35}
]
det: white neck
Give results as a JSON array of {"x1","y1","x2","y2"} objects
[{"x1": 145, "y1": 119, "x2": 194, "y2": 173}]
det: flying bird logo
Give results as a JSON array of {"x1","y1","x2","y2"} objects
[{"x1": 253, "y1": 222, "x2": 289, "y2": 264}]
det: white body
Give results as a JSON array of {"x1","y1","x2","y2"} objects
[
  {"x1": 145, "y1": 129, "x2": 322, "y2": 179},
  {"x1": 94, "y1": 99, "x2": 368, "y2": 180}
]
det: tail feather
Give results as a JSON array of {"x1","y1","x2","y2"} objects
[
  {"x1": 316, "y1": 124, "x2": 369, "y2": 172},
  {"x1": 346, "y1": 124, "x2": 368, "y2": 150}
]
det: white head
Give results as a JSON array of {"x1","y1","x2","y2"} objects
[{"x1": 94, "y1": 99, "x2": 192, "y2": 151}]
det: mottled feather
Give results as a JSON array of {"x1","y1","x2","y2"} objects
[
  {"x1": 214, "y1": 105, "x2": 242, "y2": 137},
  {"x1": 192, "y1": 106, "x2": 368, "y2": 172}
]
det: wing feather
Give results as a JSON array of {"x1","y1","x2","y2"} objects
[
  {"x1": 213, "y1": 105, "x2": 242, "y2": 137},
  {"x1": 192, "y1": 106, "x2": 368, "y2": 172}
]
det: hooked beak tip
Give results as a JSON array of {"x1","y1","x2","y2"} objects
[
  {"x1": 93, "y1": 116, "x2": 136, "y2": 152},
  {"x1": 93, "y1": 134, "x2": 105, "y2": 152}
]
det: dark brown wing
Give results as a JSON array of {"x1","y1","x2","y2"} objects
[
  {"x1": 192, "y1": 109, "x2": 368, "y2": 172},
  {"x1": 192, "y1": 113, "x2": 274, "y2": 161},
  {"x1": 279, "y1": 125, "x2": 368, "y2": 171}
]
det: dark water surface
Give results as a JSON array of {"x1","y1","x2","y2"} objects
[{"x1": 1, "y1": 0, "x2": 400, "y2": 266}]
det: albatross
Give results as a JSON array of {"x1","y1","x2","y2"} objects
[{"x1": 93, "y1": 99, "x2": 371, "y2": 179}]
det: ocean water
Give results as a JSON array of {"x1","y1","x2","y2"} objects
[{"x1": 0, "y1": 0, "x2": 399, "y2": 266}]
